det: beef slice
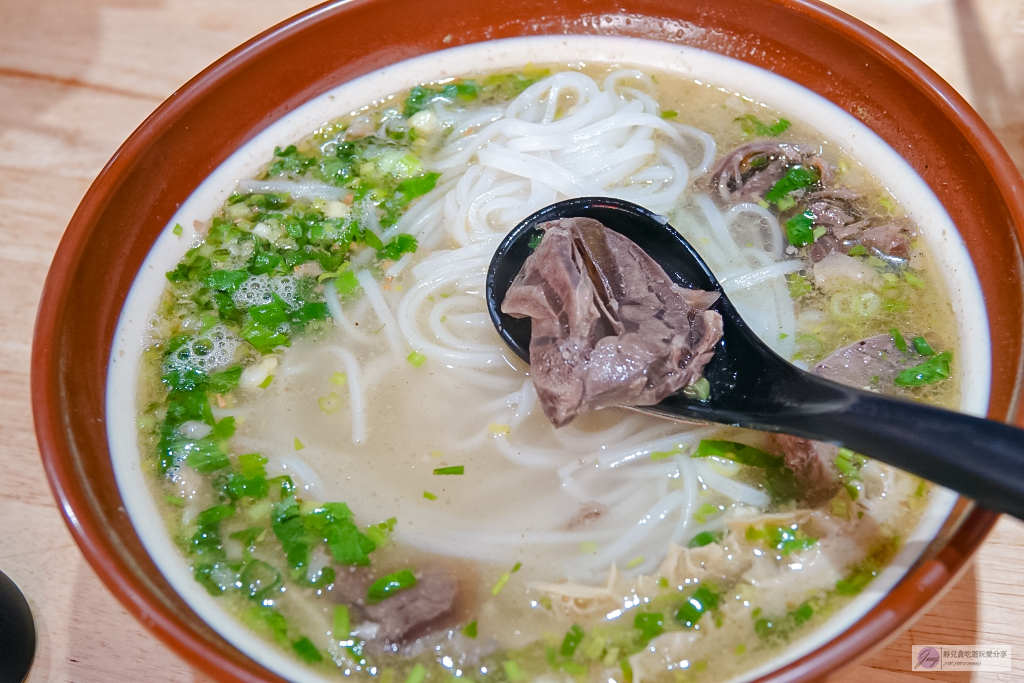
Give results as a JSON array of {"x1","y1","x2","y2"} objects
[{"x1": 501, "y1": 217, "x2": 724, "y2": 427}]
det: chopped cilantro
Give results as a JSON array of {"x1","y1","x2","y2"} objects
[
  {"x1": 239, "y1": 559, "x2": 281, "y2": 600},
  {"x1": 528, "y1": 233, "x2": 544, "y2": 250},
  {"x1": 292, "y1": 636, "x2": 323, "y2": 663},
  {"x1": 379, "y1": 233, "x2": 419, "y2": 261},
  {"x1": 463, "y1": 620, "x2": 478, "y2": 638},
  {"x1": 785, "y1": 211, "x2": 816, "y2": 247},
  {"x1": 766, "y1": 165, "x2": 819, "y2": 206}
]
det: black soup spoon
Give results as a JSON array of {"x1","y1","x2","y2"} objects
[
  {"x1": 486, "y1": 197, "x2": 1024, "y2": 521},
  {"x1": 0, "y1": 568, "x2": 35, "y2": 683}
]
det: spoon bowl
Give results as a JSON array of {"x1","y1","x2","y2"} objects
[{"x1": 486, "y1": 197, "x2": 1024, "y2": 520}]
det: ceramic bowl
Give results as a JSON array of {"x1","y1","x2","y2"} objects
[{"x1": 32, "y1": 0, "x2": 1024, "y2": 681}]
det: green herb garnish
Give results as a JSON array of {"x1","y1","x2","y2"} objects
[
  {"x1": 692, "y1": 440, "x2": 783, "y2": 468},
  {"x1": 895, "y1": 351, "x2": 952, "y2": 387},
  {"x1": 367, "y1": 569, "x2": 417, "y2": 603}
]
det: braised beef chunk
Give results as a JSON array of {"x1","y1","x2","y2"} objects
[
  {"x1": 770, "y1": 332, "x2": 926, "y2": 506},
  {"x1": 813, "y1": 332, "x2": 919, "y2": 392},
  {"x1": 709, "y1": 142, "x2": 832, "y2": 203},
  {"x1": 769, "y1": 434, "x2": 841, "y2": 506},
  {"x1": 366, "y1": 570, "x2": 459, "y2": 643},
  {"x1": 501, "y1": 217, "x2": 724, "y2": 427}
]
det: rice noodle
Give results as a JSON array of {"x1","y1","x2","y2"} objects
[
  {"x1": 328, "y1": 345, "x2": 367, "y2": 444},
  {"x1": 355, "y1": 270, "x2": 405, "y2": 358}
]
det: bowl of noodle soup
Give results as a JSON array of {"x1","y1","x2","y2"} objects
[{"x1": 32, "y1": 1, "x2": 1024, "y2": 682}]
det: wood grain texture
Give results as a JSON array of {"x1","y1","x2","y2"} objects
[{"x1": 1, "y1": 0, "x2": 1021, "y2": 681}]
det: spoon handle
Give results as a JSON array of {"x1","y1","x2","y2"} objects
[{"x1": 771, "y1": 387, "x2": 1024, "y2": 521}]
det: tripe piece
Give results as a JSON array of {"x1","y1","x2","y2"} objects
[{"x1": 501, "y1": 217, "x2": 724, "y2": 427}]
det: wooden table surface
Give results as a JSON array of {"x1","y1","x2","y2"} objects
[{"x1": 2, "y1": 0, "x2": 1023, "y2": 681}]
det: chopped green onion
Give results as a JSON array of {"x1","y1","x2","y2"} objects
[
  {"x1": 333, "y1": 605, "x2": 351, "y2": 640},
  {"x1": 318, "y1": 392, "x2": 341, "y2": 414},
  {"x1": 504, "y1": 661, "x2": 527, "y2": 683},
  {"x1": 463, "y1": 620, "x2": 478, "y2": 638},
  {"x1": 367, "y1": 569, "x2": 417, "y2": 603},
  {"x1": 330, "y1": 372, "x2": 347, "y2": 386},
  {"x1": 560, "y1": 624, "x2": 585, "y2": 657},
  {"x1": 579, "y1": 541, "x2": 599, "y2": 554},
  {"x1": 660, "y1": 110, "x2": 678, "y2": 119},
  {"x1": 650, "y1": 444, "x2": 685, "y2": 461},
  {"x1": 433, "y1": 465, "x2": 464, "y2": 475},
  {"x1": 491, "y1": 572, "x2": 511, "y2": 595},
  {"x1": 405, "y1": 663, "x2": 426, "y2": 683},
  {"x1": 682, "y1": 377, "x2": 710, "y2": 401},
  {"x1": 693, "y1": 503, "x2": 720, "y2": 524},
  {"x1": 422, "y1": 491, "x2": 437, "y2": 500},
  {"x1": 904, "y1": 271, "x2": 926, "y2": 289},
  {"x1": 406, "y1": 351, "x2": 427, "y2": 367},
  {"x1": 626, "y1": 555, "x2": 644, "y2": 569},
  {"x1": 291, "y1": 637, "x2": 323, "y2": 663},
  {"x1": 848, "y1": 244, "x2": 867, "y2": 256},
  {"x1": 895, "y1": 351, "x2": 952, "y2": 387},
  {"x1": 692, "y1": 440, "x2": 783, "y2": 468},
  {"x1": 488, "y1": 423, "x2": 510, "y2": 435},
  {"x1": 293, "y1": 437, "x2": 304, "y2": 451},
  {"x1": 172, "y1": 223, "x2": 184, "y2": 236},
  {"x1": 786, "y1": 272, "x2": 813, "y2": 299},
  {"x1": 634, "y1": 612, "x2": 664, "y2": 644},
  {"x1": 688, "y1": 530, "x2": 724, "y2": 548},
  {"x1": 912, "y1": 336, "x2": 935, "y2": 356},
  {"x1": 675, "y1": 585, "x2": 719, "y2": 627},
  {"x1": 258, "y1": 374, "x2": 274, "y2": 389},
  {"x1": 890, "y1": 328, "x2": 908, "y2": 354},
  {"x1": 511, "y1": 561, "x2": 522, "y2": 573}
]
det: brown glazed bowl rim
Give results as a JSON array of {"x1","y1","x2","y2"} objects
[{"x1": 32, "y1": 0, "x2": 1023, "y2": 681}]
